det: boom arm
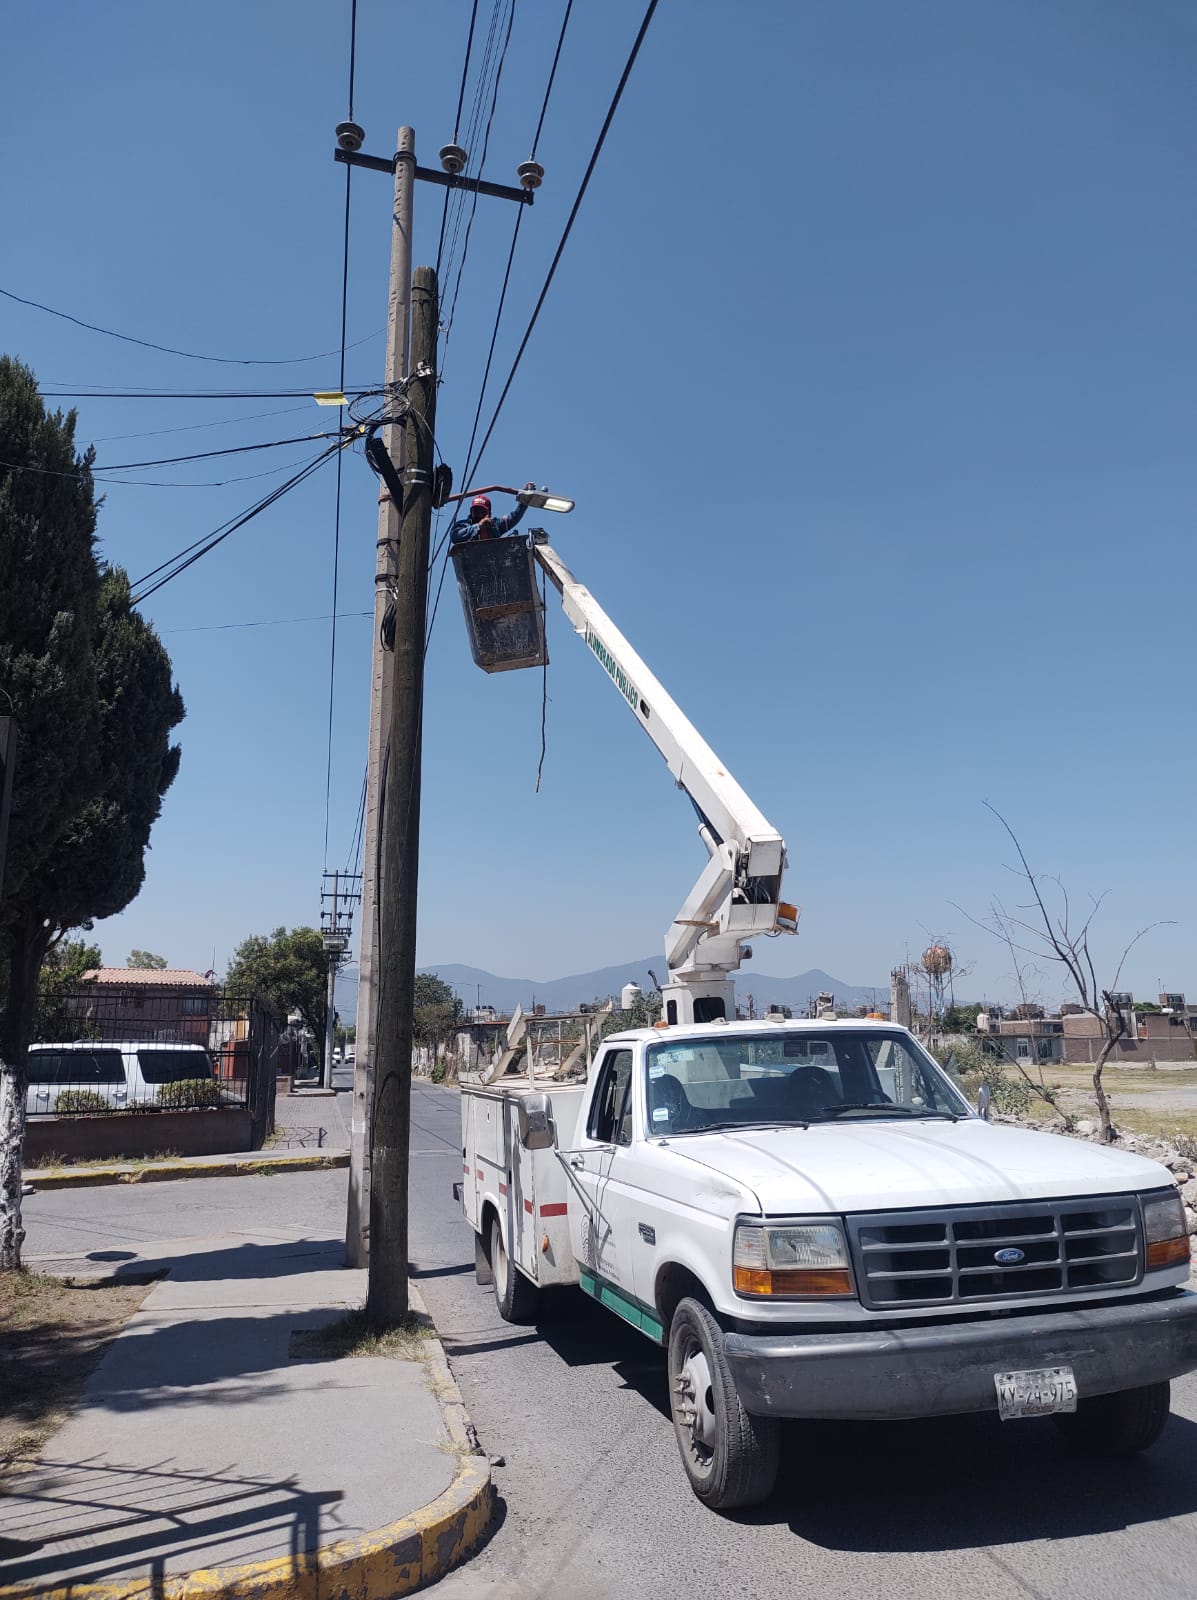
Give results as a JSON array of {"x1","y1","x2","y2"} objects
[{"x1": 532, "y1": 539, "x2": 796, "y2": 1025}]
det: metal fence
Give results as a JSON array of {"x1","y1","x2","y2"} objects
[{"x1": 30, "y1": 985, "x2": 279, "y2": 1144}]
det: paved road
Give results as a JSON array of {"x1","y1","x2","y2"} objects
[
  {"x1": 407, "y1": 1082, "x2": 1197, "y2": 1600},
  {"x1": 21, "y1": 1082, "x2": 1197, "y2": 1600}
]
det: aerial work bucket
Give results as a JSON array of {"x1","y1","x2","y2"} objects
[{"x1": 451, "y1": 537, "x2": 548, "y2": 673}]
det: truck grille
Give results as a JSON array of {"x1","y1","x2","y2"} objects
[{"x1": 847, "y1": 1196, "x2": 1142, "y2": 1310}]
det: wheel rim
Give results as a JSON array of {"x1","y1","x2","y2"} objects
[{"x1": 672, "y1": 1334, "x2": 716, "y2": 1473}]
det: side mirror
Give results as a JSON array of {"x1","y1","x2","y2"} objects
[{"x1": 518, "y1": 1091, "x2": 555, "y2": 1150}]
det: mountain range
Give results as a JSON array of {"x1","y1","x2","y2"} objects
[{"x1": 412, "y1": 959, "x2": 887, "y2": 1016}]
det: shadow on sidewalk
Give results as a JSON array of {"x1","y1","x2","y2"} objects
[{"x1": 0, "y1": 1456, "x2": 346, "y2": 1590}]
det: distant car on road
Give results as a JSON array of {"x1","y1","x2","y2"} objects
[{"x1": 332, "y1": 1047, "x2": 343, "y2": 1065}]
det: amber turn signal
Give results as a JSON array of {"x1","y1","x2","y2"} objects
[
  {"x1": 733, "y1": 1265, "x2": 853, "y2": 1297},
  {"x1": 1147, "y1": 1235, "x2": 1190, "y2": 1270}
]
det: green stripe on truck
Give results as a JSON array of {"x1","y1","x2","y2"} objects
[{"x1": 579, "y1": 1267, "x2": 665, "y2": 1344}]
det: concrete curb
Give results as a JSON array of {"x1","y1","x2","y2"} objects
[
  {"x1": 25, "y1": 1150, "x2": 349, "y2": 1190},
  {"x1": 0, "y1": 1284, "x2": 494, "y2": 1600}
]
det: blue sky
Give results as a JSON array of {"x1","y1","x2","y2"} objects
[{"x1": 2, "y1": 1, "x2": 1194, "y2": 1006}]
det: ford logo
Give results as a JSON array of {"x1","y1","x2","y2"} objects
[{"x1": 994, "y1": 1247, "x2": 1025, "y2": 1265}]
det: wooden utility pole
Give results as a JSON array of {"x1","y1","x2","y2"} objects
[
  {"x1": 347, "y1": 127, "x2": 416, "y2": 1266},
  {"x1": 366, "y1": 266, "x2": 438, "y2": 1325}
]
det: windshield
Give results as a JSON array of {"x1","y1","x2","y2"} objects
[{"x1": 645, "y1": 1030, "x2": 970, "y2": 1135}]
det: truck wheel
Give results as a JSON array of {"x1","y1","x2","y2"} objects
[
  {"x1": 667, "y1": 1296, "x2": 780, "y2": 1511},
  {"x1": 490, "y1": 1214, "x2": 539, "y2": 1324},
  {"x1": 1053, "y1": 1381, "x2": 1171, "y2": 1456}
]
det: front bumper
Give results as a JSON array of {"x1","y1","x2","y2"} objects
[{"x1": 723, "y1": 1290, "x2": 1197, "y2": 1421}]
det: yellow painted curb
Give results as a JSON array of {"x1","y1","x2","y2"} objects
[
  {"x1": 0, "y1": 1453, "x2": 493, "y2": 1600},
  {"x1": 27, "y1": 1152, "x2": 349, "y2": 1190}
]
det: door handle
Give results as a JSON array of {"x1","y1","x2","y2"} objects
[{"x1": 568, "y1": 1156, "x2": 585, "y2": 1169}]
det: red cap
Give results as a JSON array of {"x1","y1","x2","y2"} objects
[{"x1": 470, "y1": 494, "x2": 492, "y2": 515}]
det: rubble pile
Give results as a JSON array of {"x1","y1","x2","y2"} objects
[{"x1": 997, "y1": 1111, "x2": 1197, "y2": 1238}]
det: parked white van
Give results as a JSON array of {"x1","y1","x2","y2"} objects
[{"x1": 26, "y1": 1042, "x2": 216, "y2": 1115}]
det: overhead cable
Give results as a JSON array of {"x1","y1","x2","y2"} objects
[
  {"x1": 324, "y1": 0, "x2": 359, "y2": 871},
  {"x1": 0, "y1": 284, "x2": 382, "y2": 366},
  {"x1": 130, "y1": 443, "x2": 343, "y2": 604},
  {"x1": 467, "y1": 0, "x2": 660, "y2": 479}
]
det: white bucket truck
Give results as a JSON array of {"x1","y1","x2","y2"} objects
[{"x1": 452, "y1": 533, "x2": 1197, "y2": 1509}]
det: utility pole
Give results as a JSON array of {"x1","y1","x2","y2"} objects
[
  {"x1": 346, "y1": 127, "x2": 416, "y2": 1265},
  {"x1": 336, "y1": 123, "x2": 534, "y2": 1268},
  {"x1": 320, "y1": 870, "x2": 359, "y2": 1091},
  {"x1": 366, "y1": 266, "x2": 438, "y2": 1325}
]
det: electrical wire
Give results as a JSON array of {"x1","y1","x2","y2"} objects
[
  {"x1": 0, "y1": 284, "x2": 382, "y2": 366},
  {"x1": 165, "y1": 611, "x2": 371, "y2": 633},
  {"x1": 441, "y1": 0, "x2": 517, "y2": 361},
  {"x1": 93, "y1": 431, "x2": 344, "y2": 471},
  {"x1": 92, "y1": 404, "x2": 314, "y2": 444},
  {"x1": 438, "y1": 0, "x2": 510, "y2": 321},
  {"x1": 344, "y1": 764, "x2": 368, "y2": 877},
  {"x1": 436, "y1": 0, "x2": 481, "y2": 278},
  {"x1": 466, "y1": 0, "x2": 660, "y2": 481},
  {"x1": 424, "y1": 0, "x2": 574, "y2": 657},
  {"x1": 38, "y1": 386, "x2": 375, "y2": 400},
  {"x1": 324, "y1": 0, "x2": 359, "y2": 871},
  {"x1": 0, "y1": 449, "x2": 334, "y2": 489},
  {"x1": 129, "y1": 442, "x2": 344, "y2": 604}
]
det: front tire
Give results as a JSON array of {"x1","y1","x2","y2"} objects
[
  {"x1": 1053, "y1": 1381, "x2": 1171, "y2": 1456},
  {"x1": 667, "y1": 1296, "x2": 780, "y2": 1511},
  {"x1": 490, "y1": 1214, "x2": 540, "y2": 1324}
]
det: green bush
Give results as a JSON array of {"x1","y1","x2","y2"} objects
[
  {"x1": 157, "y1": 1078, "x2": 223, "y2": 1110},
  {"x1": 52, "y1": 1090, "x2": 113, "y2": 1115},
  {"x1": 430, "y1": 1061, "x2": 446, "y2": 1085},
  {"x1": 936, "y1": 1038, "x2": 1033, "y2": 1119}
]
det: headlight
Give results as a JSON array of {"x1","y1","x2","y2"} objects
[
  {"x1": 733, "y1": 1220, "x2": 854, "y2": 1298},
  {"x1": 1143, "y1": 1190, "x2": 1190, "y2": 1270}
]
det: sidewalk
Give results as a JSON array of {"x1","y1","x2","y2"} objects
[
  {"x1": 25, "y1": 1085, "x2": 355, "y2": 1191},
  {"x1": 0, "y1": 1231, "x2": 492, "y2": 1599}
]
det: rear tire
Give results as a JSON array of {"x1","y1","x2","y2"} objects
[
  {"x1": 1053, "y1": 1381, "x2": 1171, "y2": 1456},
  {"x1": 490, "y1": 1214, "x2": 540, "y2": 1324},
  {"x1": 667, "y1": 1296, "x2": 780, "y2": 1511}
]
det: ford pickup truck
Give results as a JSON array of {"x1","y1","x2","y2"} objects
[{"x1": 459, "y1": 1016, "x2": 1197, "y2": 1509}]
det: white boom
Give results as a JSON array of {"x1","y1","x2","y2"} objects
[{"x1": 532, "y1": 539, "x2": 797, "y2": 1025}]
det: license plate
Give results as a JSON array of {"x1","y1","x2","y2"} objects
[{"x1": 994, "y1": 1365, "x2": 1078, "y2": 1420}]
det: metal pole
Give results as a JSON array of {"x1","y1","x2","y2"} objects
[
  {"x1": 347, "y1": 127, "x2": 416, "y2": 1266},
  {"x1": 366, "y1": 264, "x2": 438, "y2": 1326}
]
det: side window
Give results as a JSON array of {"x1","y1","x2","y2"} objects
[{"x1": 588, "y1": 1049, "x2": 634, "y2": 1145}]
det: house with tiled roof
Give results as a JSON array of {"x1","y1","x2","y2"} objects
[{"x1": 70, "y1": 967, "x2": 216, "y2": 1044}]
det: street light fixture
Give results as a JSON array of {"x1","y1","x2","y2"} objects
[
  {"x1": 437, "y1": 481, "x2": 575, "y2": 514},
  {"x1": 515, "y1": 488, "x2": 575, "y2": 514}
]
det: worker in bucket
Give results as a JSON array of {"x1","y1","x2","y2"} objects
[{"x1": 449, "y1": 484, "x2": 535, "y2": 546}]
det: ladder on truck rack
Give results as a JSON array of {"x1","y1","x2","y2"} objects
[{"x1": 478, "y1": 1000, "x2": 613, "y2": 1084}]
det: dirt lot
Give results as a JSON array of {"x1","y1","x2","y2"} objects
[
  {"x1": 0, "y1": 1271, "x2": 151, "y2": 1481},
  {"x1": 1046, "y1": 1066, "x2": 1197, "y2": 1141}
]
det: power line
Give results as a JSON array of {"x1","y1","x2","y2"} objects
[
  {"x1": 93, "y1": 431, "x2": 344, "y2": 471},
  {"x1": 91, "y1": 403, "x2": 314, "y2": 444},
  {"x1": 324, "y1": 0, "x2": 360, "y2": 871},
  {"x1": 0, "y1": 284, "x2": 382, "y2": 366},
  {"x1": 129, "y1": 443, "x2": 344, "y2": 604},
  {"x1": 0, "y1": 448, "x2": 335, "y2": 489},
  {"x1": 39, "y1": 386, "x2": 375, "y2": 401},
  {"x1": 467, "y1": 0, "x2": 660, "y2": 480},
  {"x1": 165, "y1": 611, "x2": 371, "y2": 634},
  {"x1": 437, "y1": 0, "x2": 482, "y2": 277},
  {"x1": 441, "y1": 0, "x2": 517, "y2": 360}
]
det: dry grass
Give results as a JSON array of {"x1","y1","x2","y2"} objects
[
  {"x1": 0, "y1": 1270, "x2": 150, "y2": 1479},
  {"x1": 288, "y1": 1307, "x2": 430, "y2": 1362}
]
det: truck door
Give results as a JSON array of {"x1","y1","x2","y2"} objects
[{"x1": 567, "y1": 1046, "x2": 636, "y2": 1295}]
